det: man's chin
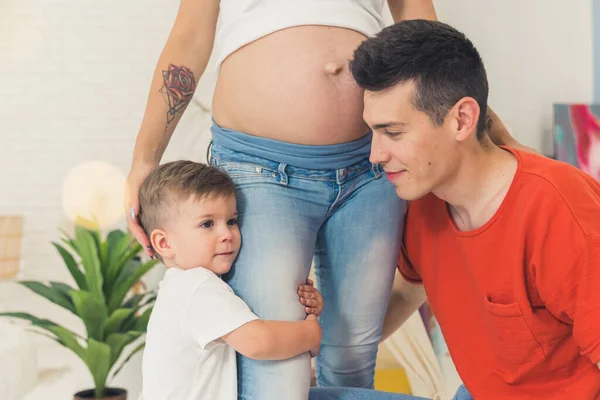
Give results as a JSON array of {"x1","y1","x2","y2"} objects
[{"x1": 394, "y1": 187, "x2": 428, "y2": 201}]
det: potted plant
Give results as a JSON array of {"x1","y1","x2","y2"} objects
[{"x1": 0, "y1": 226, "x2": 159, "y2": 399}]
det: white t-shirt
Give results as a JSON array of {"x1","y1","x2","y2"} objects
[
  {"x1": 142, "y1": 267, "x2": 258, "y2": 400},
  {"x1": 214, "y1": 0, "x2": 387, "y2": 68}
]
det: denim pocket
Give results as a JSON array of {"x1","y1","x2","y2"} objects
[{"x1": 211, "y1": 157, "x2": 279, "y2": 185}]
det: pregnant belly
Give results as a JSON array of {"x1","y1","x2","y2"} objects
[{"x1": 212, "y1": 25, "x2": 371, "y2": 145}]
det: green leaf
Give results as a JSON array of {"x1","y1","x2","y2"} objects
[
  {"x1": 107, "y1": 230, "x2": 128, "y2": 266},
  {"x1": 48, "y1": 325, "x2": 87, "y2": 362},
  {"x1": 50, "y1": 281, "x2": 75, "y2": 294},
  {"x1": 100, "y1": 240, "x2": 109, "y2": 274},
  {"x1": 121, "y1": 293, "x2": 145, "y2": 309},
  {"x1": 49, "y1": 282, "x2": 77, "y2": 311},
  {"x1": 106, "y1": 244, "x2": 142, "y2": 291},
  {"x1": 133, "y1": 307, "x2": 153, "y2": 333},
  {"x1": 131, "y1": 292, "x2": 157, "y2": 309},
  {"x1": 0, "y1": 312, "x2": 86, "y2": 361},
  {"x1": 106, "y1": 331, "x2": 142, "y2": 367},
  {"x1": 104, "y1": 234, "x2": 141, "y2": 301},
  {"x1": 70, "y1": 290, "x2": 108, "y2": 341},
  {"x1": 108, "y1": 259, "x2": 158, "y2": 313},
  {"x1": 85, "y1": 339, "x2": 111, "y2": 398},
  {"x1": 19, "y1": 281, "x2": 76, "y2": 314},
  {"x1": 26, "y1": 328, "x2": 60, "y2": 342},
  {"x1": 52, "y1": 242, "x2": 87, "y2": 290},
  {"x1": 0, "y1": 312, "x2": 67, "y2": 331},
  {"x1": 59, "y1": 228, "x2": 79, "y2": 254},
  {"x1": 104, "y1": 308, "x2": 136, "y2": 337},
  {"x1": 109, "y1": 342, "x2": 145, "y2": 382},
  {"x1": 88, "y1": 228, "x2": 105, "y2": 274},
  {"x1": 75, "y1": 227, "x2": 104, "y2": 300}
]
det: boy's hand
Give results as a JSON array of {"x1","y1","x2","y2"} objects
[
  {"x1": 306, "y1": 314, "x2": 321, "y2": 358},
  {"x1": 298, "y1": 279, "x2": 323, "y2": 316}
]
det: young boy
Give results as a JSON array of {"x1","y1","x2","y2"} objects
[{"x1": 139, "y1": 160, "x2": 323, "y2": 400}]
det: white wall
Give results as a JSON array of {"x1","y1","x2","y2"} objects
[
  {"x1": 435, "y1": 0, "x2": 594, "y2": 154},
  {"x1": 0, "y1": 0, "x2": 216, "y2": 397},
  {"x1": 0, "y1": 0, "x2": 217, "y2": 282},
  {"x1": 0, "y1": 0, "x2": 594, "y2": 398}
]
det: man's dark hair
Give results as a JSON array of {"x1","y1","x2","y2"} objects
[{"x1": 350, "y1": 19, "x2": 489, "y2": 139}]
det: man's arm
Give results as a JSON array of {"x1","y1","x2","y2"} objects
[
  {"x1": 381, "y1": 272, "x2": 427, "y2": 342},
  {"x1": 222, "y1": 315, "x2": 322, "y2": 361}
]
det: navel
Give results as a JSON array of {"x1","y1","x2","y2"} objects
[{"x1": 324, "y1": 62, "x2": 343, "y2": 75}]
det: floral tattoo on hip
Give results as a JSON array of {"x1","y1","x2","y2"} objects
[{"x1": 159, "y1": 64, "x2": 196, "y2": 124}]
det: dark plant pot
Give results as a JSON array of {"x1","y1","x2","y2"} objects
[{"x1": 74, "y1": 388, "x2": 127, "y2": 400}]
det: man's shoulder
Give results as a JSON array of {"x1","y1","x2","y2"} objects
[
  {"x1": 518, "y1": 150, "x2": 600, "y2": 205},
  {"x1": 515, "y1": 150, "x2": 600, "y2": 236},
  {"x1": 518, "y1": 149, "x2": 599, "y2": 192}
]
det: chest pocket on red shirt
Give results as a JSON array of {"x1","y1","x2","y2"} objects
[{"x1": 483, "y1": 294, "x2": 546, "y2": 382}]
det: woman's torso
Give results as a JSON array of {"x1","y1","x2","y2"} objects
[{"x1": 212, "y1": 25, "x2": 373, "y2": 145}]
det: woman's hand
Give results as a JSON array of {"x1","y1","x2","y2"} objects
[{"x1": 124, "y1": 162, "x2": 158, "y2": 258}]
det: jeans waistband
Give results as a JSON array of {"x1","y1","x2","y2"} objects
[
  {"x1": 210, "y1": 142, "x2": 382, "y2": 182},
  {"x1": 210, "y1": 118, "x2": 372, "y2": 169}
]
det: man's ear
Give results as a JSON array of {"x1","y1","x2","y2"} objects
[
  {"x1": 452, "y1": 97, "x2": 481, "y2": 142},
  {"x1": 150, "y1": 229, "x2": 174, "y2": 259}
]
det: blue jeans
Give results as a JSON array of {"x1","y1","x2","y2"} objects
[
  {"x1": 210, "y1": 144, "x2": 406, "y2": 400},
  {"x1": 308, "y1": 385, "x2": 472, "y2": 400},
  {"x1": 452, "y1": 385, "x2": 473, "y2": 400},
  {"x1": 309, "y1": 387, "x2": 428, "y2": 400}
]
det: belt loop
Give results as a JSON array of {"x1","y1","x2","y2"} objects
[{"x1": 278, "y1": 163, "x2": 288, "y2": 185}]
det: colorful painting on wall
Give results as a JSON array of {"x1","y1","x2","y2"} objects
[
  {"x1": 594, "y1": 0, "x2": 600, "y2": 101},
  {"x1": 553, "y1": 104, "x2": 600, "y2": 182}
]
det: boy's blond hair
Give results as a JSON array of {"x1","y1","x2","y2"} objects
[{"x1": 138, "y1": 161, "x2": 236, "y2": 246}]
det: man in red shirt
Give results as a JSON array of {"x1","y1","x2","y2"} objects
[{"x1": 350, "y1": 20, "x2": 600, "y2": 399}]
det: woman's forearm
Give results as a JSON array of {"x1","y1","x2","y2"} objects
[
  {"x1": 388, "y1": 0, "x2": 438, "y2": 23},
  {"x1": 132, "y1": 0, "x2": 219, "y2": 166}
]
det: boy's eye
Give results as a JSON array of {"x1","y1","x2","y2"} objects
[
  {"x1": 199, "y1": 220, "x2": 214, "y2": 228},
  {"x1": 227, "y1": 218, "x2": 238, "y2": 226}
]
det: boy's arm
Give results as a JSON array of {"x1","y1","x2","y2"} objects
[
  {"x1": 381, "y1": 272, "x2": 427, "y2": 342},
  {"x1": 222, "y1": 314, "x2": 322, "y2": 360}
]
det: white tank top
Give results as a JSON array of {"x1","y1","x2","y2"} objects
[{"x1": 214, "y1": 0, "x2": 387, "y2": 68}]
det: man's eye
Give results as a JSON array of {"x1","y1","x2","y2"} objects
[
  {"x1": 385, "y1": 131, "x2": 403, "y2": 137},
  {"x1": 200, "y1": 220, "x2": 214, "y2": 228}
]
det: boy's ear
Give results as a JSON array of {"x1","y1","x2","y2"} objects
[{"x1": 150, "y1": 229, "x2": 174, "y2": 259}]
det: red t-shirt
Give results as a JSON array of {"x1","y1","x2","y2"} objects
[{"x1": 399, "y1": 148, "x2": 600, "y2": 399}]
